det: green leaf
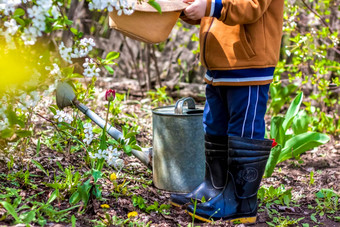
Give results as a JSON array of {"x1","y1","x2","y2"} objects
[
  {"x1": 264, "y1": 144, "x2": 282, "y2": 178},
  {"x1": 0, "y1": 201, "x2": 21, "y2": 223},
  {"x1": 71, "y1": 215, "x2": 76, "y2": 227},
  {"x1": 278, "y1": 132, "x2": 330, "y2": 163},
  {"x1": 123, "y1": 145, "x2": 132, "y2": 155},
  {"x1": 104, "y1": 65, "x2": 114, "y2": 75},
  {"x1": 69, "y1": 192, "x2": 80, "y2": 205},
  {"x1": 91, "y1": 169, "x2": 102, "y2": 183},
  {"x1": 16, "y1": 130, "x2": 32, "y2": 138},
  {"x1": 148, "y1": 0, "x2": 162, "y2": 14},
  {"x1": 270, "y1": 116, "x2": 285, "y2": 145},
  {"x1": 31, "y1": 160, "x2": 49, "y2": 177},
  {"x1": 14, "y1": 18, "x2": 26, "y2": 27},
  {"x1": 310, "y1": 213, "x2": 318, "y2": 223},
  {"x1": 93, "y1": 185, "x2": 102, "y2": 198},
  {"x1": 106, "y1": 51, "x2": 120, "y2": 60},
  {"x1": 79, "y1": 180, "x2": 92, "y2": 206},
  {"x1": 20, "y1": 210, "x2": 36, "y2": 224},
  {"x1": 14, "y1": 8, "x2": 25, "y2": 16},
  {"x1": 292, "y1": 110, "x2": 309, "y2": 135},
  {"x1": 70, "y1": 27, "x2": 78, "y2": 35},
  {"x1": 47, "y1": 190, "x2": 58, "y2": 204},
  {"x1": 282, "y1": 92, "x2": 303, "y2": 132},
  {"x1": 36, "y1": 138, "x2": 41, "y2": 156}
]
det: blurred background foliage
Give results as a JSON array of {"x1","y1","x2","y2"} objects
[{"x1": 68, "y1": 0, "x2": 339, "y2": 136}]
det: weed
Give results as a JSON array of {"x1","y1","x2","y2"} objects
[
  {"x1": 131, "y1": 195, "x2": 170, "y2": 214},
  {"x1": 308, "y1": 188, "x2": 339, "y2": 222},
  {"x1": 258, "y1": 185, "x2": 293, "y2": 207}
]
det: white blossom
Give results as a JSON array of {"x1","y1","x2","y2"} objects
[
  {"x1": 88, "y1": 0, "x2": 134, "y2": 15},
  {"x1": 83, "y1": 122, "x2": 94, "y2": 145},
  {"x1": 59, "y1": 42, "x2": 73, "y2": 63},
  {"x1": 54, "y1": 110, "x2": 73, "y2": 124},
  {"x1": 0, "y1": 117, "x2": 9, "y2": 131},
  {"x1": 83, "y1": 58, "x2": 100, "y2": 77},
  {"x1": 4, "y1": 19, "x2": 19, "y2": 35},
  {"x1": 88, "y1": 145, "x2": 124, "y2": 169}
]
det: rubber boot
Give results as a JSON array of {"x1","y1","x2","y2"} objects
[
  {"x1": 170, "y1": 134, "x2": 228, "y2": 207},
  {"x1": 187, "y1": 136, "x2": 272, "y2": 224}
]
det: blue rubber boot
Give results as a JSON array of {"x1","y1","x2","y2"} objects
[
  {"x1": 186, "y1": 136, "x2": 272, "y2": 224},
  {"x1": 170, "y1": 135, "x2": 228, "y2": 207}
]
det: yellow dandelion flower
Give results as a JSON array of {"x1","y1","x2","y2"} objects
[
  {"x1": 127, "y1": 211, "x2": 138, "y2": 218},
  {"x1": 101, "y1": 204, "x2": 110, "y2": 209},
  {"x1": 110, "y1": 172, "x2": 117, "y2": 181}
]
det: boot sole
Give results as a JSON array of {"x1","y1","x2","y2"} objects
[
  {"x1": 186, "y1": 211, "x2": 256, "y2": 224},
  {"x1": 170, "y1": 201, "x2": 182, "y2": 208}
]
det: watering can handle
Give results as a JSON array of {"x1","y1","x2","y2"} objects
[{"x1": 174, "y1": 97, "x2": 196, "y2": 114}]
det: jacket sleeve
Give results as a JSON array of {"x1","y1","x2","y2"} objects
[
  {"x1": 180, "y1": 12, "x2": 201, "y2": 25},
  {"x1": 205, "y1": 0, "x2": 273, "y2": 25}
]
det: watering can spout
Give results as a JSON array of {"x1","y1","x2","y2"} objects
[{"x1": 56, "y1": 82, "x2": 152, "y2": 169}]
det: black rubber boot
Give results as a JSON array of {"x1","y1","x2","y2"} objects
[
  {"x1": 170, "y1": 134, "x2": 228, "y2": 207},
  {"x1": 186, "y1": 136, "x2": 272, "y2": 224}
]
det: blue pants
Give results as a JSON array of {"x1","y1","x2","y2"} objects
[{"x1": 203, "y1": 84, "x2": 270, "y2": 140}]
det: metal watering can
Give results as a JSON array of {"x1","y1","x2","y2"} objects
[{"x1": 56, "y1": 82, "x2": 205, "y2": 192}]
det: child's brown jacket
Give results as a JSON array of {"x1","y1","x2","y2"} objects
[{"x1": 182, "y1": 0, "x2": 284, "y2": 79}]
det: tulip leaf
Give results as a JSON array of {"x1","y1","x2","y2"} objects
[
  {"x1": 278, "y1": 132, "x2": 330, "y2": 163},
  {"x1": 292, "y1": 110, "x2": 309, "y2": 135},
  {"x1": 282, "y1": 92, "x2": 303, "y2": 132},
  {"x1": 264, "y1": 144, "x2": 282, "y2": 178}
]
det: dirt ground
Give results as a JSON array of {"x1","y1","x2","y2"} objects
[{"x1": 0, "y1": 88, "x2": 339, "y2": 227}]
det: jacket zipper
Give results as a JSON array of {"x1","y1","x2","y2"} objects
[{"x1": 203, "y1": 18, "x2": 214, "y2": 68}]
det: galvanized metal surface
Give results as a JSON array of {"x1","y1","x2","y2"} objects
[{"x1": 152, "y1": 98, "x2": 205, "y2": 192}]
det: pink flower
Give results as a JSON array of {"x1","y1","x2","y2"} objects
[{"x1": 105, "y1": 89, "x2": 115, "y2": 101}]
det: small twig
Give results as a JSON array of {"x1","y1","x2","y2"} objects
[
  {"x1": 301, "y1": 0, "x2": 334, "y2": 34},
  {"x1": 122, "y1": 36, "x2": 144, "y2": 96},
  {"x1": 151, "y1": 45, "x2": 162, "y2": 88}
]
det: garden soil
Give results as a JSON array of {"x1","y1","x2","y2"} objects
[{"x1": 0, "y1": 86, "x2": 339, "y2": 227}]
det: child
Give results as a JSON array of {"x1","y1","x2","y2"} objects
[{"x1": 170, "y1": 0, "x2": 284, "y2": 223}]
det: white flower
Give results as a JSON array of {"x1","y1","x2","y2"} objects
[
  {"x1": 114, "y1": 159, "x2": 124, "y2": 170},
  {"x1": 88, "y1": 0, "x2": 134, "y2": 15},
  {"x1": 83, "y1": 135, "x2": 93, "y2": 145},
  {"x1": 54, "y1": 110, "x2": 73, "y2": 123},
  {"x1": 0, "y1": 117, "x2": 9, "y2": 131},
  {"x1": 21, "y1": 26, "x2": 40, "y2": 45},
  {"x1": 50, "y1": 63, "x2": 61, "y2": 76},
  {"x1": 84, "y1": 122, "x2": 93, "y2": 132},
  {"x1": 83, "y1": 58, "x2": 100, "y2": 77},
  {"x1": 50, "y1": 5, "x2": 59, "y2": 19},
  {"x1": 4, "y1": 19, "x2": 19, "y2": 35},
  {"x1": 83, "y1": 122, "x2": 94, "y2": 145},
  {"x1": 59, "y1": 42, "x2": 73, "y2": 63}
]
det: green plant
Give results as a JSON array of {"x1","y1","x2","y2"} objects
[
  {"x1": 147, "y1": 86, "x2": 173, "y2": 107},
  {"x1": 267, "y1": 215, "x2": 304, "y2": 227},
  {"x1": 93, "y1": 213, "x2": 151, "y2": 227},
  {"x1": 131, "y1": 195, "x2": 170, "y2": 214},
  {"x1": 258, "y1": 185, "x2": 293, "y2": 207},
  {"x1": 69, "y1": 169, "x2": 103, "y2": 208},
  {"x1": 0, "y1": 188, "x2": 79, "y2": 226},
  {"x1": 268, "y1": 82, "x2": 298, "y2": 115},
  {"x1": 46, "y1": 165, "x2": 81, "y2": 198},
  {"x1": 308, "y1": 189, "x2": 339, "y2": 222},
  {"x1": 265, "y1": 92, "x2": 330, "y2": 177}
]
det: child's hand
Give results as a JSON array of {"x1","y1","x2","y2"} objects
[{"x1": 183, "y1": 0, "x2": 207, "y2": 20}]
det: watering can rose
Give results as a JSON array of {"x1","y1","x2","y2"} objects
[{"x1": 105, "y1": 89, "x2": 116, "y2": 101}]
